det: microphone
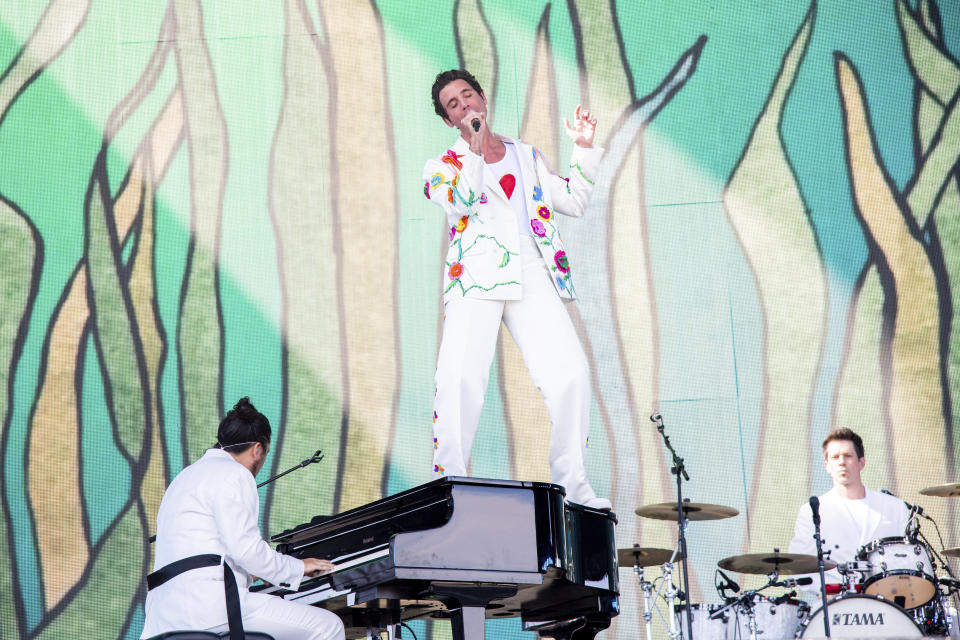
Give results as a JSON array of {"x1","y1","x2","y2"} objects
[
  {"x1": 880, "y1": 488, "x2": 926, "y2": 517},
  {"x1": 809, "y1": 495, "x2": 820, "y2": 526},
  {"x1": 649, "y1": 412, "x2": 662, "y2": 423},
  {"x1": 717, "y1": 569, "x2": 740, "y2": 593},
  {"x1": 774, "y1": 577, "x2": 813, "y2": 588},
  {"x1": 471, "y1": 118, "x2": 481, "y2": 132}
]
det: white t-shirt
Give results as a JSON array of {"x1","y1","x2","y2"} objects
[{"x1": 487, "y1": 142, "x2": 531, "y2": 237}]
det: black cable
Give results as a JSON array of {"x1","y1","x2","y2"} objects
[{"x1": 401, "y1": 622, "x2": 418, "y2": 640}]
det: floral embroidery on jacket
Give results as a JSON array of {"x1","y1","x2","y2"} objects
[
  {"x1": 554, "y1": 250, "x2": 570, "y2": 273},
  {"x1": 448, "y1": 262, "x2": 464, "y2": 280},
  {"x1": 424, "y1": 181, "x2": 430, "y2": 199},
  {"x1": 530, "y1": 219, "x2": 546, "y2": 237},
  {"x1": 532, "y1": 185, "x2": 543, "y2": 201},
  {"x1": 442, "y1": 149, "x2": 463, "y2": 171},
  {"x1": 455, "y1": 215, "x2": 468, "y2": 233},
  {"x1": 537, "y1": 205, "x2": 551, "y2": 221}
]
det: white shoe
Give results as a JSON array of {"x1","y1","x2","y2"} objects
[{"x1": 580, "y1": 497, "x2": 612, "y2": 511}]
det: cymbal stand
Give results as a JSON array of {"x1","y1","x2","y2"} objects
[
  {"x1": 633, "y1": 563, "x2": 654, "y2": 640},
  {"x1": 651, "y1": 413, "x2": 694, "y2": 640},
  {"x1": 662, "y1": 559, "x2": 681, "y2": 640}
]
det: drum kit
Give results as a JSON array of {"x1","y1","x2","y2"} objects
[{"x1": 619, "y1": 481, "x2": 960, "y2": 639}]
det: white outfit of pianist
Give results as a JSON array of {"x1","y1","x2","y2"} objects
[{"x1": 141, "y1": 448, "x2": 344, "y2": 640}]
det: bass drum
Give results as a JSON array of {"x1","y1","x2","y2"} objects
[{"x1": 797, "y1": 594, "x2": 923, "y2": 638}]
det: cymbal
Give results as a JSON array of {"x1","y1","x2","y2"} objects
[
  {"x1": 635, "y1": 502, "x2": 739, "y2": 521},
  {"x1": 919, "y1": 482, "x2": 960, "y2": 497},
  {"x1": 718, "y1": 552, "x2": 837, "y2": 575},
  {"x1": 617, "y1": 546, "x2": 678, "y2": 568},
  {"x1": 944, "y1": 548, "x2": 960, "y2": 558}
]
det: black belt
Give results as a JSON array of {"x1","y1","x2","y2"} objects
[{"x1": 147, "y1": 554, "x2": 244, "y2": 640}]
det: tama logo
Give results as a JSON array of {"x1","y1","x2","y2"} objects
[{"x1": 832, "y1": 612, "x2": 885, "y2": 626}]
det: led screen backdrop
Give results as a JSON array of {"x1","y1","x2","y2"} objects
[{"x1": 1, "y1": 0, "x2": 959, "y2": 638}]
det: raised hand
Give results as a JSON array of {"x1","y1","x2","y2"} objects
[{"x1": 563, "y1": 104, "x2": 597, "y2": 148}]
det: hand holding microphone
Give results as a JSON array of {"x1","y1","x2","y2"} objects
[{"x1": 461, "y1": 110, "x2": 486, "y2": 154}]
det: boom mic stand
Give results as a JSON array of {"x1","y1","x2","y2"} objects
[
  {"x1": 651, "y1": 413, "x2": 694, "y2": 640},
  {"x1": 148, "y1": 449, "x2": 325, "y2": 543},
  {"x1": 258, "y1": 449, "x2": 324, "y2": 488},
  {"x1": 810, "y1": 495, "x2": 830, "y2": 637}
]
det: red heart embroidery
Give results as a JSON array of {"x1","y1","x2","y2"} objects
[{"x1": 499, "y1": 173, "x2": 516, "y2": 200}]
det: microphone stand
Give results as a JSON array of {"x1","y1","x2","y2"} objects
[
  {"x1": 258, "y1": 449, "x2": 324, "y2": 488},
  {"x1": 811, "y1": 497, "x2": 830, "y2": 637},
  {"x1": 148, "y1": 449, "x2": 324, "y2": 543},
  {"x1": 652, "y1": 413, "x2": 694, "y2": 640}
]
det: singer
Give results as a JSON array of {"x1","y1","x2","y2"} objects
[
  {"x1": 787, "y1": 428, "x2": 910, "y2": 592},
  {"x1": 140, "y1": 397, "x2": 345, "y2": 640},
  {"x1": 422, "y1": 69, "x2": 609, "y2": 509}
]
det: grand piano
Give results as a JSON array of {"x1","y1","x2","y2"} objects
[{"x1": 257, "y1": 476, "x2": 619, "y2": 639}]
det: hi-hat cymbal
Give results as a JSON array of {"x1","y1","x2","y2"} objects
[
  {"x1": 635, "y1": 502, "x2": 739, "y2": 521},
  {"x1": 718, "y1": 551, "x2": 837, "y2": 575},
  {"x1": 944, "y1": 548, "x2": 960, "y2": 558},
  {"x1": 920, "y1": 482, "x2": 960, "y2": 497},
  {"x1": 617, "y1": 546, "x2": 679, "y2": 568}
]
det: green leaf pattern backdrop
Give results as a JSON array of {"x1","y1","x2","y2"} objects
[{"x1": 1, "y1": 1, "x2": 958, "y2": 638}]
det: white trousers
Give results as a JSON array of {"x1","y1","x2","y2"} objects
[
  {"x1": 205, "y1": 593, "x2": 344, "y2": 640},
  {"x1": 432, "y1": 236, "x2": 599, "y2": 505}
]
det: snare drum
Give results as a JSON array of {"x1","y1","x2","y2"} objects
[
  {"x1": 797, "y1": 593, "x2": 923, "y2": 638},
  {"x1": 856, "y1": 536, "x2": 936, "y2": 608},
  {"x1": 733, "y1": 598, "x2": 808, "y2": 640},
  {"x1": 675, "y1": 603, "x2": 730, "y2": 640}
]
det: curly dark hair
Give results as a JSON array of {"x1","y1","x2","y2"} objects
[{"x1": 431, "y1": 69, "x2": 484, "y2": 120}]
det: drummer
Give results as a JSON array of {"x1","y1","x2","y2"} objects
[{"x1": 788, "y1": 428, "x2": 910, "y2": 594}]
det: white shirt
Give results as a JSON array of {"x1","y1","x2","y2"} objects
[
  {"x1": 141, "y1": 449, "x2": 305, "y2": 637},
  {"x1": 788, "y1": 486, "x2": 910, "y2": 589},
  {"x1": 486, "y1": 141, "x2": 531, "y2": 237}
]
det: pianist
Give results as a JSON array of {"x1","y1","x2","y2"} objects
[
  {"x1": 422, "y1": 69, "x2": 610, "y2": 510},
  {"x1": 140, "y1": 397, "x2": 345, "y2": 640}
]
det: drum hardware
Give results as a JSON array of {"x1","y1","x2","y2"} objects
[
  {"x1": 651, "y1": 411, "x2": 735, "y2": 640},
  {"x1": 617, "y1": 545, "x2": 682, "y2": 640},
  {"x1": 836, "y1": 561, "x2": 870, "y2": 594},
  {"x1": 704, "y1": 557, "x2": 814, "y2": 640}
]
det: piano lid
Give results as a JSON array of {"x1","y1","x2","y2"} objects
[{"x1": 272, "y1": 477, "x2": 566, "y2": 548}]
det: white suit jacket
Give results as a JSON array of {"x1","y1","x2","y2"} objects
[
  {"x1": 140, "y1": 449, "x2": 305, "y2": 637},
  {"x1": 422, "y1": 135, "x2": 603, "y2": 303},
  {"x1": 788, "y1": 486, "x2": 910, "y2": 588}
]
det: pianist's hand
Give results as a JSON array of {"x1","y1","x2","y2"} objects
[{"x1": 302, "y1": 557, "x2": 335, "y2": 577}]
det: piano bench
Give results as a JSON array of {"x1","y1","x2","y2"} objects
[{"x1": 144, "y1": 633, "x2": 275, "y2": 639}]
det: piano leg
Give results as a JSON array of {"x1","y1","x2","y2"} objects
[
  {"x1": 367, "y1": 624, "x2": 401, "y2": 640},
  {"x1": 428, "y1": 582, "x2": 518, "y2": 640},
  {"x1": 526, "y1": 615, "x2": 612, "y2": 640},
  {"x1": 449, "y1": 606, "x2": 485, "y2": 640}
]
